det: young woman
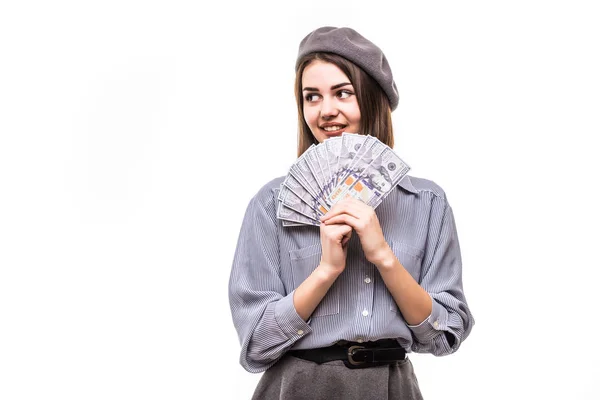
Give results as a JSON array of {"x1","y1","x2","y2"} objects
[{"x1": 229, "y1": 26, "x2": 474, "y2": 399}]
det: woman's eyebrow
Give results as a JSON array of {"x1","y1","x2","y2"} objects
[{"x1": 302, "y1": 82, "x2": 352, "y2": 92}]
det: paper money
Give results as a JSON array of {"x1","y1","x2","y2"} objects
[
  {"x1": 330, "y1": 147, "x2": 410, "y2": 207},
  {"x1": 276, "y1": 133, "x2": 410, "y2": 226},
  {"x1": 276, "y1": 200, "x2": 320, "y2": 226},
  {"x1": 278, "y1": 184, "x2": 324, "y2": 220}
]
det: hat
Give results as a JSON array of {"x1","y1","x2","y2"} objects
[{"x1": 296, "y1": 26, "x2": 399, "y2": 111}]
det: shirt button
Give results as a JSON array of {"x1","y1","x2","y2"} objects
[
  {"x1": 297, "y1": 330, "x2": 304, "y2": 335},
  {"x1": 362, "y1": 309, "x2": 369, "y2": 317},
  {"x1": 433, "y1": 321, "x2": 439, "y2": 329},
  {"x1": 357, "y1": 338, "x2": 364, "y2": 343},
  {"x1": 364, "y1": 277, "x2": 371, "y2": 284}
]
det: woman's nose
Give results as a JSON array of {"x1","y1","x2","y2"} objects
[{"x1": 320, "y1": 98, "x2": 338, "y2": 119}]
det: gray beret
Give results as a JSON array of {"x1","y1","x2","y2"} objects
[{"x1": 296, "y1": 26, "x2": 399, "y2": 111}]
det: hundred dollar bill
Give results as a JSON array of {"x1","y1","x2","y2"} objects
[
  {"x1": 282, "y1": 220, "x2": 304, "y2": 227},
  {"x1": 333, "y1": 135, "x2": 387, "y2": 197},
  {"x1": 323, "y1": 136, "x2": 342, "y2": 179},
  {"x1": 277, "y1": 200, "x2": 320, "y2": 226},
  {"x1": 345, "y1": 136, "x2": 381, "y2": 172},
  {"x1": 329, "y1": 147, "x2": 410, "y2": 207},
  {"x1": 305, "y1": 146, "x2": 329, "y2": 196},
  {"x1": 323, "y1": 136, "x2": 343, "y2": 190},
  {"x1": 335, "y1": 133, "x2": 368, "y2": 187},
  {"x1": 289, "y1": 150, "x2": 322, "y2": 200},
  {"x1": 368, "y1": 152, "x2": 411, "y2": 208},
  {"x1": 314, "y1": 144, "x2": 332, "y2": 196},
  {"x1": 329, "y1": 135, "x2": 379, "y2": 204},
  {"x1": 279, "y1": 183, "x2": 324, "y2": 220},
  {"x1": 287, "y1": 144, "x2": 317, "y2": 193},
  {"x1": 282, "y1": 174, "x2": 330, "y2": 214}
]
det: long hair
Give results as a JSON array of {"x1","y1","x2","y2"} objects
[{"x1": 295, "y1": 52, "x2": 394, "y2": 158}]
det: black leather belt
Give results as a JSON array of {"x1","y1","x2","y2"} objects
[{"x1": 288, "y1": 339, "x2": 407, "y2": 369}]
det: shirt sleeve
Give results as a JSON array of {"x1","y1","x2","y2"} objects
[
  {"x1": 408, "y1": 198, "x2": 475, "y2": 356},
  {"x1": 228, "y1": 187, "x2": 312, "y2": 373}
]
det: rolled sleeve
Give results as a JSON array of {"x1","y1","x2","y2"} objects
[
  {"x1": 407, "y1": 296, "x2": 448, "y2": 343},
  {"x1": 410, "y1": 200, "x2": 474, "y2": 356},
  {"x1": 274, "y1": 290, "x2": 313, "y2": 340}
]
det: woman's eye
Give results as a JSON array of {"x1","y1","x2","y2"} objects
[
  {"x1": 338, "y1": 90, "x2": 353, "y2": 99},
  {"x1": 305, "y1": 93, "x2": 320, "y2": 102}
]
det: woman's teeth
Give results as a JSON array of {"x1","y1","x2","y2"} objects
[{"x1": 323, "y1": 126, "x2": 344, "y2": 132}]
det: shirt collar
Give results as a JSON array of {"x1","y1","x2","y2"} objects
[{"x1": 397, "y1": 175, "x2": 418, "y2": 194}]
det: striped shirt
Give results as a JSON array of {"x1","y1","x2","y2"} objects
[{"x1": 229, "y1": 175, "x2": 474, "y2": 373}]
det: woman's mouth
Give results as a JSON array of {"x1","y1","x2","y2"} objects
[{"x1": 321, "y1": 125, "x2": 347, "y2": 135}]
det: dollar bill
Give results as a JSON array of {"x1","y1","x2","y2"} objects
[
  {"x1": 305, "y1": 146, "x2": 329, "y2": 196},
  {"x1": 276, "y1": 200, "x2": 320, "y2": 226},
  {"x1": 282, "y1": 220, "x2": 305, "y2": 227},
  {"x1": 315, "y1": 144, "x2": 332, "y2": 196},
  {"x1": 289, "y1": 155, "x2": 321, "y2": 199},
  {"x1": 335, "y1": 133, "x2": 368, "y2": 187},
  {"x1": 282, "y1": 173, "x2": 329, "y2": 214},
  {"x1": 331, "y1": 147, "x2": 410, "y2": 207},
  {"x1": 329, "y1": 136, "x2": 389, "y2": 203},
  {"x1": 279, "y1": 183, "x2": 324, "y2": 220},
  {"x1": 323, "y1": 136, "x2": 343, "y2": 190}
]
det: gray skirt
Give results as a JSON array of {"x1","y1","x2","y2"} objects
[{"x1": 252, "y1": 354, "x2": 423, "y2": 400}]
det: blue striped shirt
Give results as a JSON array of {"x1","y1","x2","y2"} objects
[{"x1": 229, "y1": 175, "x2": 474, "y2": 373}]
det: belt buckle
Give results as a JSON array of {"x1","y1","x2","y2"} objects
[{"x1": 347, "y1": 345, "x2": 367, "y2": 366}]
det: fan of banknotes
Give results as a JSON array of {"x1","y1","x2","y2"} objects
[{"x1": 277, "y1": 133, "x2": 410, "y2": 227}]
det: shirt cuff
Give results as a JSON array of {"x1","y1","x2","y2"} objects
[
  {"x1": 407, "y1": 297, "x2": 448, "y2": 343},
  {"x1": 274, "y1": 290, "x2": 313, "y2": 340}
]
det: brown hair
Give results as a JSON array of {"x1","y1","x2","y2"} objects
[{"x1": 295, "y1": 52, "x2": 394, "y2": 157}]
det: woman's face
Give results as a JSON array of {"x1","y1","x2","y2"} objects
[{"x1": 301, "y1": 60, "x2": 361, "y2": 143}]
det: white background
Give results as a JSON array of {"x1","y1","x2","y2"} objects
[{"x1": 1, "y1": 1, "x2": 599, "y2": 399}]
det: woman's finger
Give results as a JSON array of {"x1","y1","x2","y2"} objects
[
  {"x1": 323, "y1": 214, "x2": 359, "y2": 228},
  {"x1": 321, "y1": 202, "x2": 362, "y2": 222}
]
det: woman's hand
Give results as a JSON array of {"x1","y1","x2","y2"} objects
[
  {"x1": 318, "y1": 221, "x2": 353, "y2": 277},
  {"x1": 320, "y1": 198, "x2": 392, "y2": 266}
]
